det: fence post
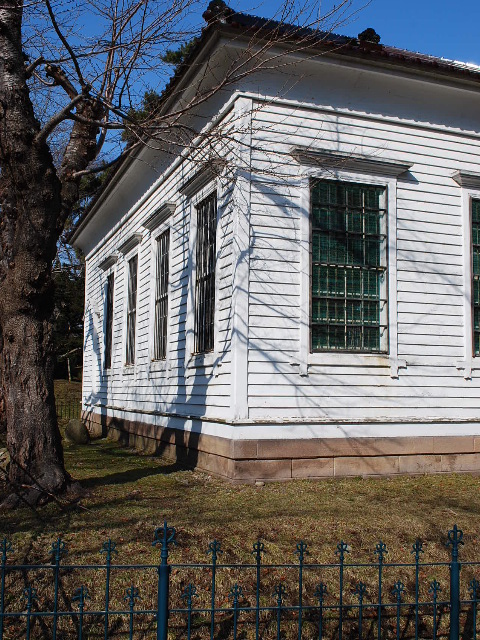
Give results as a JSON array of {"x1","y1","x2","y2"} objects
[
  {"x1": 447, "y1": 524, "x2": 464, "y2": 640},
  {"x1": 0, "y1": 539, "x2": 12, "y2": 640},
  {"x1": 153, "y1": 522, "x2": 176, "y2": 640}
]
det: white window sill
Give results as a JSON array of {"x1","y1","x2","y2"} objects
[
  {"x1": 307, "y1": 352, "x2": 390, "y2": 367},
  {"x1": 122, "y1": 365, "x2": 135, "y2": 376},
  {"x1": 187, "y1": 352, "x2": 216, "y2": 369},
  {"x1": 149, "y1": 359, "x2": 169, "y2": 374}
]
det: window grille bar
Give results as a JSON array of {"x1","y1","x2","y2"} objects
[
  {"x1": 154, "y1": 230, "x2": 170, "y2": 360},
  {"x1": 126, "y1": 255, "x2": 138, "y2": 365},
  {"x1": 104, "y1": 273, "x2": 114, "y2": 369},
  {"x1": 195, "y1": 193, "x2": 217, "y2": 354}
]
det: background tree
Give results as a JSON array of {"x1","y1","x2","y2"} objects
[{"x1": 0, "y1": 0, "x2": 354, "y2": 504}]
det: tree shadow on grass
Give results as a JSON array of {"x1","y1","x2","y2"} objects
[{"x1": 82, "y1": 460, "x2": 187, "y2": 488}]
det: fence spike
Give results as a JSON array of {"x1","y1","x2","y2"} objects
[
  {"x1": 411, "y1": 539, "x2": 424, "y2": 560},
  {"x1": 335, "y1": 541, "x2": 350, "y2": 561},
  {"x1": 294, "y1": 540, "x2": 309, "y2": 560},
  {"x1": 100, "y1": 539, "x2": 118, "y2": 557},
  {"x1": 207, "y1": 539, "x2": 223, "y2": 561},
  {"x1": 374, "y1": 540, "x2": 387, "y2": 562},
  {"x1": 50, "y1": 537, "x2": 67, "y2": 561},
  {"x1": 153, "y1": 521, "x2": 177, "y2": 550},
  {"x1": 124, "y1": 585, "x2": 141, "y2": 606}
]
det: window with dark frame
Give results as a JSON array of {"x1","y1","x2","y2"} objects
[
  {"x1": 472, "y1": 199, "x2": 480, "y2": 356},
  {"x1": 311, "y1": 179, "x2": 388, "y2": 353},
  {"x1": 194, "y1": 192, "x2": 217, "y2": 354},
  {"x1": 153, "y1": 229, "x2": 170, "y2": 360},
  {"x1": 104, "y1": 273, "x2": 114, "y2": 369},
  {"x1": 125, "y1": 254, "x2": 138, "y2": 365}
]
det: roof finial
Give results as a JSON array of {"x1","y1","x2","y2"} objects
[
  {"x1": 202, "y1": 0, "x2": 233, "y2": 24},
  {"x1": 358, "y1": 28, "x2": 381, "y2": 45}
]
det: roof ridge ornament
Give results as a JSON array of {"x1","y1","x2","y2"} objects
[
  {"x1": 202, "y1": 0, "x2": 234, "y2": 25},
  {"x1": 358, "y1": 28, "x2": 381, "y2": 45}
]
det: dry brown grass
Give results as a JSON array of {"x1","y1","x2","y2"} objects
[{"x1": 1, "y1": 389, "x2": 480, "y2": 638}]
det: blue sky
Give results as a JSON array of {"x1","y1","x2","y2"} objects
[{"x1": 246, "y1": 0, "x2": 480, "y2": 65}]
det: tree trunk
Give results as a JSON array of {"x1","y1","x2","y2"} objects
[{"x1": 0, "y1": 0, "x2": 70, "y2": 502}]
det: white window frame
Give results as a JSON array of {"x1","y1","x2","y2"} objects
[
  {"x1": 148, "y1": 220, "x2": 172, "y2": 373},
  {"x1": 184, "y1": 180, "x2": 221, "y2": 371},
  {"x1": 121, "y1": 247, "x2": 140, "y2": 374},
  {"x1": 102, "y1": 268, "x2": 116, "y2": 372},
  {"x1": 98, "y1": 254, "x2": 118, "y2": 374},
  {"x1": 453, "y1": 171, "x2": 480, "y2": 379},
  {"x1": 298, "y1": 168, "x2": 402, "y2": 378}
]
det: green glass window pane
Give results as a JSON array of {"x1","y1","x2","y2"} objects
[
  {"x1": 346, "y1": 300, "x2": 362, "y2": 323},
  {"x1": 473, "y1": 248, "x2": 480, "y2": 276},
  {"x1": 364, "y1": 270, "x2": 380, "y2": 299},
  {"x1": 312, "y1": 298, "x2": 328, "y2": 323},
  {"x1": 324, "y1": 266, "x2": 343, "y2": 297},
  {"x1": 474, "y1": 333, "x2": 480, "y2": 357},
  {"x1": 319, "y1": 235, "x2": 331, "y2": 261},
  {"x1": 474, "y1": 307, "x2": 480, "y2": 332},
  {"x1": 473, "y1": 201, "x2": 480, "y2": 224},
  {"x1": 333, "y1": 209, "x2": 347, "y2": 232},
  {"x1": 364, "y1": 301, "x2": 379, "y2": 325},
  {"x1": 312, "y1": 233, "x2": 321, "y2": 262},
  {"x1": 346, "y1": 326, "x2": 362, "y2": 350},
  {"x1": 474, "y1": 279, "x2": 480, "y2": 306},
  {"x1": 331, "y1": 325, "x2": 345, "y2": 349},
  {"x1": 472, "y1": 224, "x2": 479, "y2": 245},
  {"x1": 347, "y1": 237, "x2": 363, "y2": 265},
  {"x1": 364, "y1": 188, "x2": 381, "y2": 210},
  {"x1": 348, "y1": 185, "x2": 362, "y2": 208},
  {"x1": 365, "y1": 211, "x2": 380, "y2": 234},
  {"x1": 346, "y1": 269, "x2": 362, "y2": 298},
  {"x1": 312, "y1": 264, "x2": 321, "y2": 296},
  {"x1": 365, "y1": 239, "x2": 380, "y2": 266},
  {"x1": 364, "y1": 326, "x2": 380, "y2": 350},
  {"x1": 312, "y1": 326, "x2": 328, "y2": 350},
  {"x1": 347, "y1": 210, "x2": 363, "y2": 233}
]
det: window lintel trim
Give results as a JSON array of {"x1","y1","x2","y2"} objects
[
  {"x1": 452, "y1": 170, "x2": 480, "y2": 190},
  {"x1": 142, "y1": 202, "x2": 176, "y2": 232},
  {"x1": 179, "y1": 160, "x2": 225, "y2": 198},
  {"x1": 292, "y1": 147, "x2": 413, "y2": 178},
  {"x1": 98, "y1": 254, "x2": 118, "y2": 271},
  {"x1": 118, "y1": 233, "x2": 142, "y2": 255}
]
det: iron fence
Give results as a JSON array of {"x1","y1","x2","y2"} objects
[
  {"x1": 55, "y1": 400, "x2": 81, "y2": 421},
  {"x1": 0, "y1": 523, "x2": 478, "y2": 639}
]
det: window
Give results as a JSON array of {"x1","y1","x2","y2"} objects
[
  {"x1": 311, "y1": 179, "x2": 387, "y2": 352},
  {"x1": 472, "y1": 199, "x2": 480, "y2": 356},
  {"x1": 153, "y1": 229, "x2": 170, "y2": 360},
  {"x1": 125, "y1": 254, "x2": 138, "y2": 365},
  {"x1": 194, "y1": 192, "x2": 217, "y2": 353},
  {"x1": 104, "y1": 273, "x2": 114, "y2": 369}
]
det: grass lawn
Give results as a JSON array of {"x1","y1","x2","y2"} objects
[
  {"x1": 3, "y1": 431, "x2": 480, "y2": 563},
  {"x1": 1, "y1": 381, "x2": 479, "y2": 637}
]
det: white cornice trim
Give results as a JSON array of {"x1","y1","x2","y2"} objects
[
  {"x1": 452, "y1": 170, "x2": 480, "y2": 190},
  {"x1": 142, "y1": 202, "x2": 176, "y2": 232},
  {"x1": 291, "y1": 147, "x2": 413, "y2": 177},
  {"x1": 118, "y1": 233, "x2": 142, "y2": 255}
]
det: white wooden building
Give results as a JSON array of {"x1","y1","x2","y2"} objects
[{"x1": 72, "y1": 2, "x2": 480, "y2": 481}]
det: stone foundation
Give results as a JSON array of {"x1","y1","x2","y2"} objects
[{"x1": 83, "y1": 411, "x2": 480, "y2": 482}]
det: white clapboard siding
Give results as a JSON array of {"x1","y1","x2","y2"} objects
[
  {"x1": 245, "y1": 89, "x2": 480, "y2": 422},
  {"x1": 81, "y1": 139, "x2": 238, "y2": 419}
]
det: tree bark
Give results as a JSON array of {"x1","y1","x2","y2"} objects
[{"x1": 0, "y1": 0, "x2": 70, "y2": 501}]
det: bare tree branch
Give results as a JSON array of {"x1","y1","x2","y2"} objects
[
  {"x1": 44, "y1": 0, "x2": 87, "y2": 89},
  {"x1": 71, "y1": 141, "x2": 141, "y2": 178}
]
